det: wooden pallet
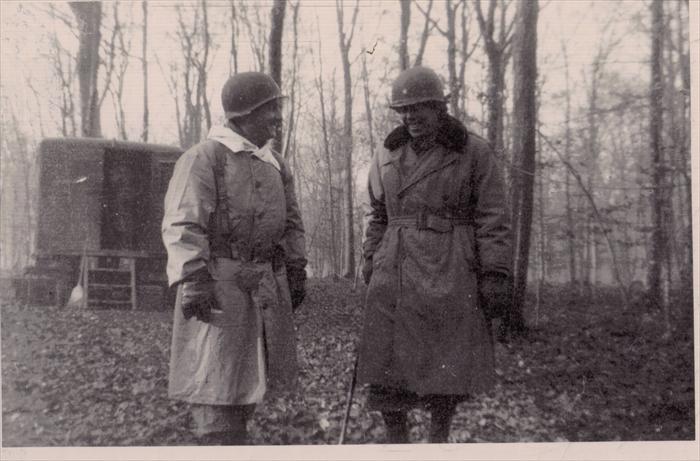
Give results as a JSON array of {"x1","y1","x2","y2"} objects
[{"x1": 80, "y1": 252, "x2": 137, "y2": 310}]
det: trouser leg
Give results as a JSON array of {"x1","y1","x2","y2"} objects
[
  {"x1": 227, "y1": 404, "x2": 254, "y2": 445},
  {"x1": 192, "y1": 403, "x2": 255, "y2": 445},
  {"x1": 381, "y1": 410, "x2": 409, "y2": 444},
  {"x1": 427, "y1": 399, "x2": 457, "y2": 443}
]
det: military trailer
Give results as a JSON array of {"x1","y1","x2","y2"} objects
[{"x1": 26, "y1": 137, "x2": 182, "y2": 309}]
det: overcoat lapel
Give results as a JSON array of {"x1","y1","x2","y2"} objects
[{"x1": 397, "y1": 146, "x2": 460, "y2": 197}]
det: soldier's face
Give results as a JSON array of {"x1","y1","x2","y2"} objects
[
  {"x1": 396, "y1": 102, "x2": 441, "y2": 139},
  {"x1": 240, "y1": 100, "x2": 284, "y2": 147}
]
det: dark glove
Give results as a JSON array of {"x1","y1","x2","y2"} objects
[
  {"x1": 180, "y1": 280, "x2": 217, "y2": 322},
  {"x1": 362, "y1": 257, "x2": 373, "y2": 285},
  {"x1": 286, "y1": 265, "x2": 306, "y2": 311},
  {"x1": 478, "y1": 272, "x2": 512, "y2": 320}
]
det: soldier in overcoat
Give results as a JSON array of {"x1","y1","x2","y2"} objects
[
  {"x1": 358, "y1": 66, "x2": 512, "y2": 443},
  {"x1": 162, "y1": 72, "x2": 307, "y2": 445}
]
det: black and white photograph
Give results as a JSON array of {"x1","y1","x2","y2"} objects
[{"x1": 0, "y1": 0, "x2": 697, "y2": 460}]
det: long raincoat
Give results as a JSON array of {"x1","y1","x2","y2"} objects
[
  {"x1": 358, "y1": 115, "x2": 511, "y2": 397},
  {"x1": 163, "y1": 126, "x2": 305, "y2": 406}
]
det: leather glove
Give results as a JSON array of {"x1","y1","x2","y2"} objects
[
  {"x1": 180, "y1": 280, "x2": 217, "y2": 322},
  {"x1": 362, "y1": 257, "x2": 373, "y2": 285},
  {"x1": 286, "y1": 265, "x2": 306, "y2": 311},
  {"x1": 478, "y1": 272, "x2": 512, "y2": 320}
]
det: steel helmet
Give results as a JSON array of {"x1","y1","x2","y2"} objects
[
  {"x1": 221, "y1": 72, "x2": 285, "y2": 119},
  {"x1": 389, "y1": 66, "x2": 447, "y2": 109}
]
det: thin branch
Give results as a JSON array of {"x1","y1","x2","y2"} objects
[
  {"x1": 539, "y1": 128, "x2": 630, "y2": 307},
  {"x1": 414, "y1": 0, "x2": 435, "y2": 66},
  {"x1": 416, "y1": 0, "x2": 448, "y2": 36}
]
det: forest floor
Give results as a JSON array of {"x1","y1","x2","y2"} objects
[{"x1": 1, "y1": 278, "x2": 696, "y2": 446}]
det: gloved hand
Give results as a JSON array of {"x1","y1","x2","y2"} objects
[
  {"x1": 180, "y1": 280, "x2": 217, "y2": 322},
  {"x1": 286, "y1": 265, "x2": 306, "y2": 311},
  {"x1": 478, "y1": 272, "x2": 512, "y2": 320},
  {"x1": 362, "y1": 257, "x2": 373, "y2": 285}
]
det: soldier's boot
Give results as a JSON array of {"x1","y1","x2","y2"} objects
[
  {"x1": 428, "y1": 401, "x2": 456, "y2": 443},
  {"x1": 382, "y1": 410, "x2": 409, "y2": 444},
  {"x1": 226, "y1": 404, "x2": 254, "y2": 445}
]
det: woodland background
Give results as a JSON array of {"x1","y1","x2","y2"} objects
[
  {"x1": 0, "y1": 0, "x2": 695, "y2": 333},
  {"x1": 0, "y1": 0, "x2": 697, "y2": 450}
]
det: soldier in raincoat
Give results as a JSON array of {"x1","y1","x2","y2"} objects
[
  {"x1": 358, "y1": 66, "x2": 512, "y2": 443},
  {"x1": 162, "y1": 72, "x2": 307, "y2": 445}
]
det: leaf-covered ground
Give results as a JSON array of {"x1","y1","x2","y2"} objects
[{"x1": 1, "y1": 279, "x2": 695, "y2": 446}]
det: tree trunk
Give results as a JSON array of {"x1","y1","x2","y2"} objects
[
  {"x1": 486, "y1": 54, "x2": 505, "y2": 154},
  {"x1": 362, "y1": 52, "x2": 376, "y2": 160},
  {"x1": 399, "y1": 0, "x2": 410, "y2": 70},
  {"x1": 142, "y1": 1, "x2": 149, "y2": 142},
  {"x1": 444, "y1": 0, "x2": 460, "y2": 118},
  {"x1": 336, "y1": 0, "x2": 359, "y2": 279},
  {"x1": 507, "y1": 0, "x2": 538, "y2": 337},
  {"x1": 70, "y1": 2, "x2": 102, "y2": 138},
  {"x1": 269, "y1": 0, "x2": 286, "y2": 150},
  {"x1": 201, "y1": 1, "x2": 212, "y2": 132},
  {"x1": 230, "y1": 1, "x2": 239, "y2": 74},
  {"x1": 316, "y1": 34, "x2": 338, "y2": 275},
  {"x1": 649, "y1": 0, "x2": 667, "y2": 315},
  {"x1": 474, "y1": 0, "x2": 513, "y2": 158},
  {"x1": 561, "y1": 42, "x2": 577, "y2": 286},
  {"x1": 414, "y1": 0, "x2": 433, "y2": 66},
  {"x1": 283, "y1": 1, "x2": 300, "y2": 160}
]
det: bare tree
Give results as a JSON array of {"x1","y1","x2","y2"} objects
[
  {"x1": 46, "y1": 8, "x2": 78, "y2": 138},
  {"x1": 108, "y1": 2, "x2": 132, "y2": 140},
  {"x1": 579, "y1": 26, "x2": 620, "y2": 294},
  {"x1": 399, "y1": 0, "x2": 411, "y2": 70},
  {"x1": 417, "y1": 0, "x2": 476, "y2": 120},
  {"x1": 240, "y1": 3, "x2": 267, "y2": 72},
  {"x1": 507, "y1": 0, "x2": 538, "y2": 337},
  {"x1": 539, "y1": 131, "x2": 630, "y2": 310},
  {"x1": 173, "y1": 1, "x2": 213, "y2": 148},
  {"x1": 69, "y1": 1, "x2": 102, "y2": 137},
  {"x1": 0, "y1": 99, "x2": 37, "y2": 273},
  {"x1": 474, "y1": 0, "x2": 515, "y2": 156},
  {"x1": 315, "y1": 33, "x2": 338, "y2": 275},
  {"x1": 142, "y1": 0, "x2": 149, "y2": 141},
  {"x1": 664, "y1": 0, "x2": 692, "y2": 287},
  {"x1": 457, "y1": 1, "x2": 480, "y2": 118},
  {"x1": 335, "y1": 0, "x2": 360, "y2": 279},
  {"x1": 414, "y1": 0, "x2": 434, "y2": 66},
  {"x1": 200, "y1": 0, "x2": 212, "y2": 131},
  {"x1": 269, "y1": 0, "x2": 286, "y2": 150},
  {"x1": 648, "y1": 0, "x2": 669, "y2": 332},
  {"x1": 283, "y1": 1, "x2": 301, "y2": 160},
  {"x1": 561, "y1": 41, "x2": 577, "y2": 286},
  {"x1": 229, "y1": 1, "x2": 239, "y2": 74},
  {"x1": 361, "y1": 51, "x2": 376, "y2": 161}
]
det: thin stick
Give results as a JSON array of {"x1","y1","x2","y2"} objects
[{"x1": 338, "y1": 354, "x2": 359, "y2": 445}]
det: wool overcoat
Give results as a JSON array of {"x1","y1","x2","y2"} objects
[
  {"x1": 358, "y1": 116, "x2": 511, "y2": 396},
  {"x1": 162, "y1": 127, "x2": 305, "y2": 405}
]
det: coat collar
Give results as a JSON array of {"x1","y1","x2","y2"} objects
[
  {"x1": 383, "y1": 114, "x2": 469, "y2": 153},
  {"x1": 207, "y1": 125, "x2": 281, "y2": 171}
]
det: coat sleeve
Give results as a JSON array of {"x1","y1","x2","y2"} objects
[
  {"x1": 278, "y1": 157, "x2": 307, "y2": 271},
  {"x1": 470, "y1": 140, "x2": 512, "y2": 277},
  {"x1": 162, "y1": 145, "x2": 216, "y2": 286},
  {"x1": 362, "y1": 151, "x2": 388, "y2": 263}
]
